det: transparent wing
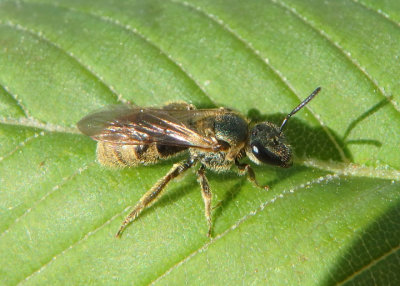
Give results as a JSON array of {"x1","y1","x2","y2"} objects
[{"x1": 77, "y1": 105, "x2": 228, "y2": 151}]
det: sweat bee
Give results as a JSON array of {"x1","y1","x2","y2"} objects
[{"x1": 77, "y1": 87, "x2": 321, "y2": 238}]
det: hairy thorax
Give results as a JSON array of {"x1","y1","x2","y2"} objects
[{"x1": 190, "y1": 112, "x2": 249, "y2": 172}]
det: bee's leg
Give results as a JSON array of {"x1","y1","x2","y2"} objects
[
  {"x1": 115, "y1": 158, "x2": 196, "y2": 238},
  {"x1": 235, "y1": 160, "x2": 269, "y2": 190},
  {"x1": 196, "y1": 165, "x2": 212, "y2": 237}
]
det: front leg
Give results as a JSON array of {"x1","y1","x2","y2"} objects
[
  {"x1": 116, "y1": 158, "x2": 196, "y2": 238},
  {"x1": 197, "y1": 165, "x2": 212, "y2": 237},
  {"x1": 235, "y1": 160, "x2": 269, "y2": 190}
]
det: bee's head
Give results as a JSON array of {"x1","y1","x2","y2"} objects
[
  {"x1": 246, "y1": 122, "x2": 292, "y2": 168},
  {"x1": 245, "y1": 87, "x2": 321, "y2": 168}
]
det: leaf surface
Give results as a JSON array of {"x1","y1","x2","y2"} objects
[{"x1": 0, "y1": 0, "x2": 399, "y2": 285}]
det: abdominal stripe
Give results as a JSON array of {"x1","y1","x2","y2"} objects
[{"x1": 96, "y1": 142, "x2": 187, "y2": 167}]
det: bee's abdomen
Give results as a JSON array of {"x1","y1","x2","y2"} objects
[
  {"x1": 96, "y1": 142, "x2": 186, "y2": 167},
  {"x1": 156, "y1": 145, "x2": 187, "y2": 158},
  {"x1": 96, "y1": 142, "x2": 155, "y2": 167}
]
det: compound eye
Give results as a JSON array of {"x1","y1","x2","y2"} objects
[{"x1": 251, "y1": 142, "x2": 283, "y2": 166}]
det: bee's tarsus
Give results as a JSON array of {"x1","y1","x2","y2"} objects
[
  {"x1": 115, "y1": 230, "x2": 122, "y2": 238},
  {"x1": 197, "y1": 165, "x2": 213, "y2": 238},
  {"x1": 235, "y1": 160, "x2": 269, "y2": 190}
]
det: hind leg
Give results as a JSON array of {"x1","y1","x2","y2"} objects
[
  {"x1": 116, "y1": 158, "x2": 196, "y2": 238},
  {"x1": 197, "y1": 165, "x2": 213, "y2": 237}
]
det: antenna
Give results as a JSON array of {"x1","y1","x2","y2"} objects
[{"x1": 279, "y1": 87, "x2": 321, "y2": 133}]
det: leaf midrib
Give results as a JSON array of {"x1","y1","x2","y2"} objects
[{"x1": 1, "y1": 0, "x2": 399, "y2": 284}]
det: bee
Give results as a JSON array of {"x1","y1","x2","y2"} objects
[{"x1": 77, "y1": 87, "x2": 321, "y2": 238}]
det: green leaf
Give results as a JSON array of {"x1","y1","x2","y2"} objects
[{"x1": 0, "y1": 0, "x2": 399, "y2": 285}]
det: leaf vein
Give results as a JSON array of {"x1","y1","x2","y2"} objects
[
  {"x1": 16, "y1": 172, "x2": 335, "y2": 285},
  {"x1": 15, "y1": 163, "x2": 101, "y2": 285},
  {"x1": 0, "y1": 162, "x2": 95, "y2": 239},
  {"x1": 19, "y1": 204, "x2": 131, "y2": 285},
  {"x1": 0, "y1": 81, "x2": 30, "y2": 117},
  {"x1": 351, "y1": 0, "x2": 400, "y2": 29},
  {"x1": 82, "y1": 12, "x2": 217, "y2": 107},
  {"x1": 290, "y1": 182, "x2": 392, "y2": 276},
  {"x1": 336, "y1": 242, "x2": 400, "y2": 285},
  {"x1": 13, "y1": 0, "x2": 216, "y2": 107},
  {"x1": 171, "y1": 0, "x2": 349, "y2": 163},
  {"x1": 0, "y1": 117, "x2": 80, "y2": 134},
  {"x1": 0, "y1": 130, "x2": 46, "y2": 163},
  {"x1": 0, "y1": 20, "x2": 126, "y2": 104},
  {"x1": 150, "y1": 173, "x2": 339, "y2": 284},
  {"x1": 272, "y1": 0, "x2": 400, "y2": 114}
]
